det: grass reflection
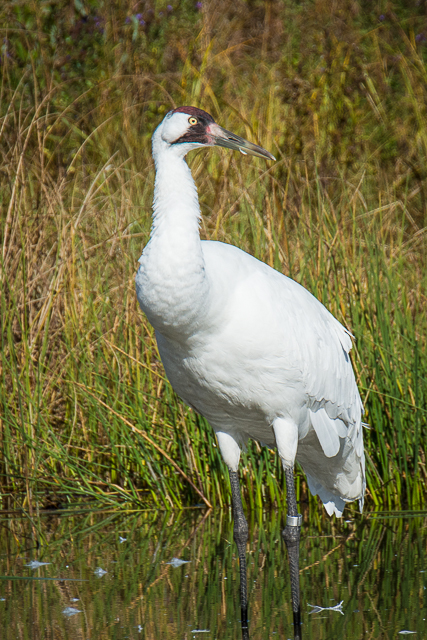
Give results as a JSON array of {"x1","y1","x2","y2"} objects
[{"x1": 0, "y1": 508, "x2": 426, "y2": 639}]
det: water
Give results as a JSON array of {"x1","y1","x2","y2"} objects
[{"x1": 0, "y1": 507, "x2": 426, "y2": 638}]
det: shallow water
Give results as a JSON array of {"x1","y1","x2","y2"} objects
[{"x1": 0, "y1": 507, "x2": 426, "y2": 639}]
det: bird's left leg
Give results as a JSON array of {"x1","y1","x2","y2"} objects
[
  {"x1": 283, "y1": 466, "x2": 302, "y2": 640},
  {"x1": 273, "y1": 419, "x2": 302, "y2": 639}
]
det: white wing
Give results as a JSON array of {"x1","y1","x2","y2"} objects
[{"x1": 201, "y1": 241, "x2": 365, "y2": 514}]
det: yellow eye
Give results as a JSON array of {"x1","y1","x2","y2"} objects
[{"x1": 188, "y1": 117, "x2": 198, "y2": 125}]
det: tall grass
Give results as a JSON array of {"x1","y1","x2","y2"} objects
[{"x1": 0, "y1": 0, "x2": 426, "y2": 511}]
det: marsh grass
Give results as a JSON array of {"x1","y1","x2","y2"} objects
[{"x1": 0, "y1": 0, "x2": 426, "y2": 512}]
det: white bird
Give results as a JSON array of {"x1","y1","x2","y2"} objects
[{"x1": 135, "y1": 106, "x2": 366, "y2": 636}]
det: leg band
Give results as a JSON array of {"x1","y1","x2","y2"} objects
[{"x1": 286, "y1": 514, "x2": 302, "y2": 527}]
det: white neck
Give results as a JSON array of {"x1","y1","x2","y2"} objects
[
  {"x1": 151, "y1": 147, "x2": 201, "y2": 238},
  {"x1": 136, "y1": 140, "x2": 209, "y2": 338}
]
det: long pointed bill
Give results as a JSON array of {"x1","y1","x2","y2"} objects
[{"x1": 208, "y1": 123, "x2": 276, "y2": 161}]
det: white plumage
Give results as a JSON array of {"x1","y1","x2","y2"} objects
[{"x1": 135, "y1": 107, "x2": 366, "y2": 517}]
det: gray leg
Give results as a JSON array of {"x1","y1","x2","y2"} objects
[
  {"x1": 282, "y1": 466, "x2": 302, "y2": 640},
  {"x1": 229, "y1": 469, "x2": 249, "y2": 633}
]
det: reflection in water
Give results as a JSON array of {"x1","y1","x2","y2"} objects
[{"x1": 0, "y1": 507, "x2": 426, "y2": 639}]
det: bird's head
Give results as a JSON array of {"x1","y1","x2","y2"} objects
[{"x1": 153, "y1": 106, "x2": 275, "y2": 161}]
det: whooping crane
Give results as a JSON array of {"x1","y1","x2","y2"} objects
[{"x1": 135, "y1": 107, "x2": 366, "y2": 639}]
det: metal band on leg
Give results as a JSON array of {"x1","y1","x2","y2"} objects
[
  {"x1": 286, "y1": 514, "x2": 303, "y2": 527},
  {"x1": 283, "y1": 466, "x2": 302, "y2": 640}
]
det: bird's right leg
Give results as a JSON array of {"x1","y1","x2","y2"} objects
[
  {"x1": 229, "y1": 469, "x2": 249, "y2": 633},
  {"x1": 215, "y1": 431, "x2": 249, "y2": 636}
]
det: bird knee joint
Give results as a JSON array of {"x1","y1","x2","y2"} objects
[
  {"x1": 234, "y1": 520, "x2": 248, "y2": 545},
  {"x1": 282, "y1": 524, "x2": 301, "y2": 546}
]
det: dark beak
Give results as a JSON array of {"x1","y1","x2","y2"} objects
[{"x1": 208, "y1": 123, "x2": 276, "y2": 161}]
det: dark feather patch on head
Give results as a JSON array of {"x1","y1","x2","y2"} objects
[
  {"x1": 170, "y1": 106, "x2": 216, "y2": 145},
  {"x1": 172, "y1": 106, "x2": 215, "y2": 123}
]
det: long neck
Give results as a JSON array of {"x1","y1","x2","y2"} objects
[
  {"x1": 151, "y1": 150, "x2": 201, "y2": 240},
  {"x1": 137, "y1": 149, "x2": 209, "y2": 338}
]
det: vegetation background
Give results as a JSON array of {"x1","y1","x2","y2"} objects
[{"x1": 0, "y1": 0, "x2": 426, "y2": 515}]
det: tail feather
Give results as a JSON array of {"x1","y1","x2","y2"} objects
[
  {"x1": 297, "y1": 427, "x2": 365, "y2": 517},
  {"x1": 305, "y1": 473, "x2": 346, "y2": 517}
]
